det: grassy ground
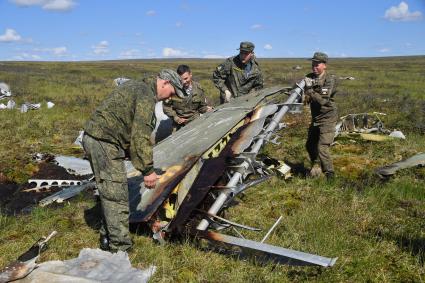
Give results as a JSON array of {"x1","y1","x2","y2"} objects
[{"x1": 0, "y1": 57, "x2": 424, "y2": 282}]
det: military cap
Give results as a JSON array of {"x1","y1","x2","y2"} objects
[
  {"x1": 158, "y1": 69, "x2": 185, "y2": 98},
  {"x1": 238, "y1": 41, "x2": 255, "y2": 52},
  {"x1": 311, "y1": 52, "x2": 328, "y2": 63}
]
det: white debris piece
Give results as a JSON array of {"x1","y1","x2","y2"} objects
[
  {"x1": 0, "y1": 103, "x2": 6, "y2": 109},
  {"x1": 20, "y1": 102, "x2": 41, "y2": 113},
  {"x1": 7, "y1": 99, "x2": 15, "y2": 109},
  {"x1": 54, "y1": 155, "x2": 139, "y2": 177},
  {"x1": 17, "y1": 248, "x2": 156, "y2": 283},
  {"x1": 55, "y1": 155, "x2": 93, "y2": 176},
  {"x1": 0, "y1": 82, "x2": 12, "y2": 99},
  {"x1": 114, "y1": 77, "x2": 131, "y2": 86},
  {"x1": 47, "y1": 101, "x2": 55, "y2": 108},
  {"x1": 74, "y1": 130, "x2": 85, "y2": 148},
  {"x1": 389, "y1": 130, "x2": 406, "y2": 139}
]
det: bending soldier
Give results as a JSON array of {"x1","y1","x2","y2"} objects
[
  {"x1": 213, "y1": 41, "x2": 263, "y2": 103},
  {"x1": 303, "y1": 52, "x2": 338, "y2": 180},
  {"x1": 83, "y1": 69, "x2": 185, "y2": 252}
]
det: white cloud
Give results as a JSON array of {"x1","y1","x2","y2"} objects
[
  {"x1": 162, "y1": 47, "x2": 188, "y2": 57},
  {"x1": 146, "y1": 10, "x2": 156, "y2": 16},
  {"x1": 0, "y1": 29, "x2": 22, "y2": 42},
  {"x1": 250, "y1": 24, "x2": 263, "y2": 30},
  {"x1": 203, "y1": 54, "x2": 225, "y2": 59},
  {"x1": 384, "y1": 2, "x2": 422, "y2": 22},
  {"x1": 176, "y1": 21, "x2": 183, "y2": 28},
  {"x1": 119, "y1": 49, "x2": 140, "y2": 59},
  {"x1": 12, "y1": 0, "x2": 76, "y2": 11},
  {"x1": 264, "y1": 44, "x2": 272, "y2": 50},
  {"x1": 32, "y1": 46, "x2": 67, "y2": 56},
  {"x1": 92, "y1": 40, "x2": 109, "y2": 55},
  {"x1": 14, "y1": 52, "x2": 42, "y2": 60},
  {"x1": 379, "y1": 48, "x2": 390, "y2": 53},
  {"x1": 51, "y1": 46, "x2": 67, "y2": 55}
]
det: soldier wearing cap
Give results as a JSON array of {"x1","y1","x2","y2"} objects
[
  {"x1": 82, "y1": 69, "x2": 184, "y2": 252},
  {"x1": 303, "y1": 52, "x2": 338, "y2": 180},
  {"x1": 163, "y1": 64, "x2": 212, "y2": 131},
  {"x1": 213, "y1": 41, "x2": 263, "y2": 103}
]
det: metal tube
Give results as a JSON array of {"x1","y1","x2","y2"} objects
[
  {"x1": 261, "y1": 215, "x2": 283, "y2": 243},
  {"x1": 197, "y1": 82, "x2": 305, "y2": 231}
]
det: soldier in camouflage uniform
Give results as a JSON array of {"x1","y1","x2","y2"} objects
[
  {"x1": 213, "y1": 41, "x2": 264, "y2": 104},
  {"x1": 163, "y1": 65, "x2": 212, "y2": 131},
  {"x1": 82, "y1": 69, "x2": 184, "y2": 252},
  {"x1": 303, "y1": 52, "x2": 338, "y2": 180}
]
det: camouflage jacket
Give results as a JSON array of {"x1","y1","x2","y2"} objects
[
  {"x1": 213, "y1": 55, "x2": 263, "y2": 100},
  {"x1": 305, "y1": 71, "x2": 338, "y2": 131},
  {"x1": 84, "y1": 79, "x2": 156, "y2": 174},
  {"x1": 162, "y1": 81, "x2": 209, "y2": 124}
]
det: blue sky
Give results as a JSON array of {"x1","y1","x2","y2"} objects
[{"x1": 0, "y1": 0, "x2": 424, "y2": 61}]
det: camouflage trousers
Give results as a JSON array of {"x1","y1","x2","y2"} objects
[
  {"x1": 306, "y1": 124, "x2": 335, "y2": 175},
  {"x1": 82, "y1": 133, "x2": 132, "y2": 251}
]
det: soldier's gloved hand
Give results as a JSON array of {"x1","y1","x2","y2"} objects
[
  {"x1": 144, "y1": 172, "x2": 160, "y2": 189},
  {"x1": 304, "y1": 77, "x2": 314, "y2": 88},
  {"x1": 224, "y1": 90, "x2": 232, "y2": 103}
]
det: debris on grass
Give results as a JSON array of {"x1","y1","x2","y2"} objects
[
  {"x1": 335, "y1": 112, "x2": 406, "y2": 141},
  {"x1": 0, "y1": 231, "x2": 57, "y2": 283},
  {"x1": 376, "y1": 152, "x2": 425, "y2": 178},
  {"x1": 114, "y1": 77, "x2": 131, "y2": 86}
]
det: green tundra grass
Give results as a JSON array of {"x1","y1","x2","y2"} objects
[{"x1": 0, "y1": 57, "x2": 424, "y2": 282}]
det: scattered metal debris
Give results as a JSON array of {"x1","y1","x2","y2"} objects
[
  {"x1": 46, "y1": 101, "x2": 55, "y2": 109},
  {"x1": 339, "y1": 76, "x2": 355, "y2": 80},
  {"x1": 114, "y1": 77, "x2": 131, "y2": 86},
  {"x1": 38, "y1": 180, "x2": 96, "y2": 207},
  {"x1": 0, "y1": 231, "x2": 57, "y2": 283},
  {"x1": 261, "y1": 216, "x2": 283, "y2": 243},
  {"x1": 376, "y1": 152, "x2": 425, "y2": 178},
  {"x1": 28, "y1": 179, "x2": 84, "y2": 189},
  {"x1": 7, "y1": 100, "x2": 15, "y2": 109},
  {"x1": 20, "y1": 103, "x2": 41, "y2": 113},
  {"x1": 292, "y1": 65, "x2": 302, "y2": 70},
  {"x1": 0, "y1": 82, "x2": 12, "y2": 100},
  {"x1": 335, "y1": 112, "x2": 405, "y2": 141},
  {"x1": 73, "y1": 131, "x2": 84, "y2": 149},
  {"x1": 389, "y1": 130, "x2": 406, "y2": 139},
  {"x1": 53, "y1": 155, "x2": 138, "y2": 177}
]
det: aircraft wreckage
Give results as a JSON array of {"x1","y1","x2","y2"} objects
[
  {"x1": 126, "y1": 81, "x2": 336, "y2": 267},
  {"x1": 27, "y1": 82, "x2": 337, "y2": 267}
]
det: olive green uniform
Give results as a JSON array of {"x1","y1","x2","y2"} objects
[
  {"x1": 304, "y1": 71, "x2": 338, "y2": 176},
  {"x1": 213, "y1": 55, "x2": 263, "y2": 103},
  {"x1": 162, "y1": 81, "x2": 209, "y2": 129},
  {"x1": 83, "y1": 79, "x2": 156, "y2": 251}
]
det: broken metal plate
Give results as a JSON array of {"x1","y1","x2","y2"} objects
[
  {"x1": 376, "y1": 152, "x2": 425, "y2": 177},
  {"x1": 130, "y1": 86, "x2": 286, "y2": 222},
  {"x1": 195, "y1": 231, "x2": 337, "y2": 267}
]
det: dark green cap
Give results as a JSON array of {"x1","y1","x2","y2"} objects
[
  {"x1": 311, "y1": 52, "x2": 328, "y2": 63},
  {"x1": 158, "y1": 69, "x2": 185, "y2": 98},
  {"x1": 238, "y1": 41, "x2": 255, "y2": 52}
]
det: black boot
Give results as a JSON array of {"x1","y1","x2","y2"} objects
[
  {"x1": 325, "y1": 172, "x2": 335, "y2": 181},
  {"x1": 99, "y1": 234, "x2": 110, "y2": 251}
]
